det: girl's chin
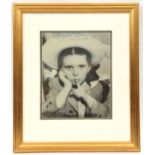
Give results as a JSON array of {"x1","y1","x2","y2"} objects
[
  {"x1": 71, "y1": 80, "x2": 83, "y2": 85},
  {"x1": 71, "y1": 81, "x2": 80, "y2": 85}
]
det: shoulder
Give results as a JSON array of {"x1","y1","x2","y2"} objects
[
  {"x1": 99, "y1": 80, "x2": 110, "y2": 93},
  {"x1": 89, "y1": 79, "x2": 110, "y2": 102},
  {"x1": 90, "y1": 79, "x2": 109, "y2": 91}
]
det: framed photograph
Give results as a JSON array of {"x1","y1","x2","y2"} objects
[{"x1": 13, "y1": 3, "x2": 140, "y2": 152}]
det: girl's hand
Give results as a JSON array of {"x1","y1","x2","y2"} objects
[
  {"x1": 73, "y1": 84, "x2": 87, "y2": 98},
  {"x1": 58, "y1": 71, "x2": 72, "y2": 89},
  {"x1": 74, "y1": 84, "x2": 96, "y2": 109}
]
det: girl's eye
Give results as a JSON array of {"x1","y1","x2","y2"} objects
[
  {"x1": 79, "y1": 65, "x2": 86, "y2": 68},
  {"x1": 64, "y1": 66, "x2": 72, "y2": 69}
]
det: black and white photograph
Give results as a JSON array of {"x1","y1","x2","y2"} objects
[
  {"x1": 41, "y1": 32, "x2": 112, "y2": 119},
  {"x1": 12, "y1": 3, "x2": 140, "y2": 152}
]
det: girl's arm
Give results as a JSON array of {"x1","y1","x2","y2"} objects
[
  {"x1": 55, "y1": 84, "x2": 71, "y2": 109},
  {"x1": 74, "y1": 83, "x2": 110, "y2": 118},
  {"x1": 42, "y1": 72, "x2": 72, "y2": 113},
  {"x1": 55, "y1": 71, "x2": 72, "y2": 108}
]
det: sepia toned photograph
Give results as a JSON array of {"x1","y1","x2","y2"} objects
[{"x1": 41, "y1": 32, "x2": 112, "y2": 119}]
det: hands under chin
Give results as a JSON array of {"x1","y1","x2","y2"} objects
[
  {"x1": 73, "y1": 84, "x2": 87, "y2": 99},
  {"x1": 58, "y1": 71, "x2": 72, "y2": 89},
  {"x1": 58, "y1": 71, "x2": 89, "y2": 100},
  {"x1": 72, "y1": 84, "x2": 96, "y2": 109}
]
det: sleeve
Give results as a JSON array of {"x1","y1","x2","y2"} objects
[
  {"x1": 42, "y1": 78, "x2": 60, "y2": 114},
  {"x1": 87, "y1": 81, "x2": 110, "y2": 118},
  {"x1": 90, "y1": 96, "x2": 110, "y2": 118}
]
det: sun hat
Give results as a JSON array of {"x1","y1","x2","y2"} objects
[{"x1": 42, "y1": 35, "x2": 110, "y2": 69}]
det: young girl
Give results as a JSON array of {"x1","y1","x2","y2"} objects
[{"x1": 42, "y1": 36, "x2": 110, "y2": 118}]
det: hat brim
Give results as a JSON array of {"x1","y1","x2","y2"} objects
[{"x1": 42, "y1": 36, "x2": 110, "y2": 69}]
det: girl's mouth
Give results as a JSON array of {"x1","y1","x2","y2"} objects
[{"x1": 73, "y1": 79, "x2": 80, "y2": 83}]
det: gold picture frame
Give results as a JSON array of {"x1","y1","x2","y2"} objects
[{"x1": 13, "y1": 3, "x2": 140, "y2": 152}]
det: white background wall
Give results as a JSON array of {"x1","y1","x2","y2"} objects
[{"x1": 0, "y1": 0, "x2": 153, "y2": 154}]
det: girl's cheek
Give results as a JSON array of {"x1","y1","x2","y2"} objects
[{"x1": 61, "y1": 68, "x2": 67, "y2": 73}]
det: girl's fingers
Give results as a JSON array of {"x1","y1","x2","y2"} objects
[
  {"x1": 76, "y1": 83, "x2": 81, "y2": 88},
  {"x1": 58, "y1": 71, "x2": 63, "y2": 77},
  {"x1": 59, "y1": 71, "x2": 67, "y2": 79},
  {"x1": 59, "y1": 71, "x2": 65, "y2": 79}
]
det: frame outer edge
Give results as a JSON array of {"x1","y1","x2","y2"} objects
[{"x1": 13, "y1": 3, "x2": 140, "y2": 152}]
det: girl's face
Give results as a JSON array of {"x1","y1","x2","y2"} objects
[{"x1": 61, "y1": 54, "x2": 91, "y2": 85}]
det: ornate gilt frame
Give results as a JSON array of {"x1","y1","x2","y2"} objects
[{"x1": 13, "y1": 3, "x2": 140, "y2": 152}]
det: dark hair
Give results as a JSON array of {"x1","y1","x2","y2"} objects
[
  {"x1": 58, "y1": 47, "x2": 92, "y2": 69},
  {"x1": 57, "y1": 47, "x2": 99, "y2": 84}
]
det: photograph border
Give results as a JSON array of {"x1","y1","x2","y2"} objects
[
  {"x1": 13, "y1": 3, "x2": 140, "y2": 152},
  {"x1": 40, "y1": 30, "x2": 112, "y2": 120}
]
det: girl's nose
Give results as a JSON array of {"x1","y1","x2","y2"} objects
[{"x1": 72, "y1": 68, "x2": 79, "y2": 76}]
